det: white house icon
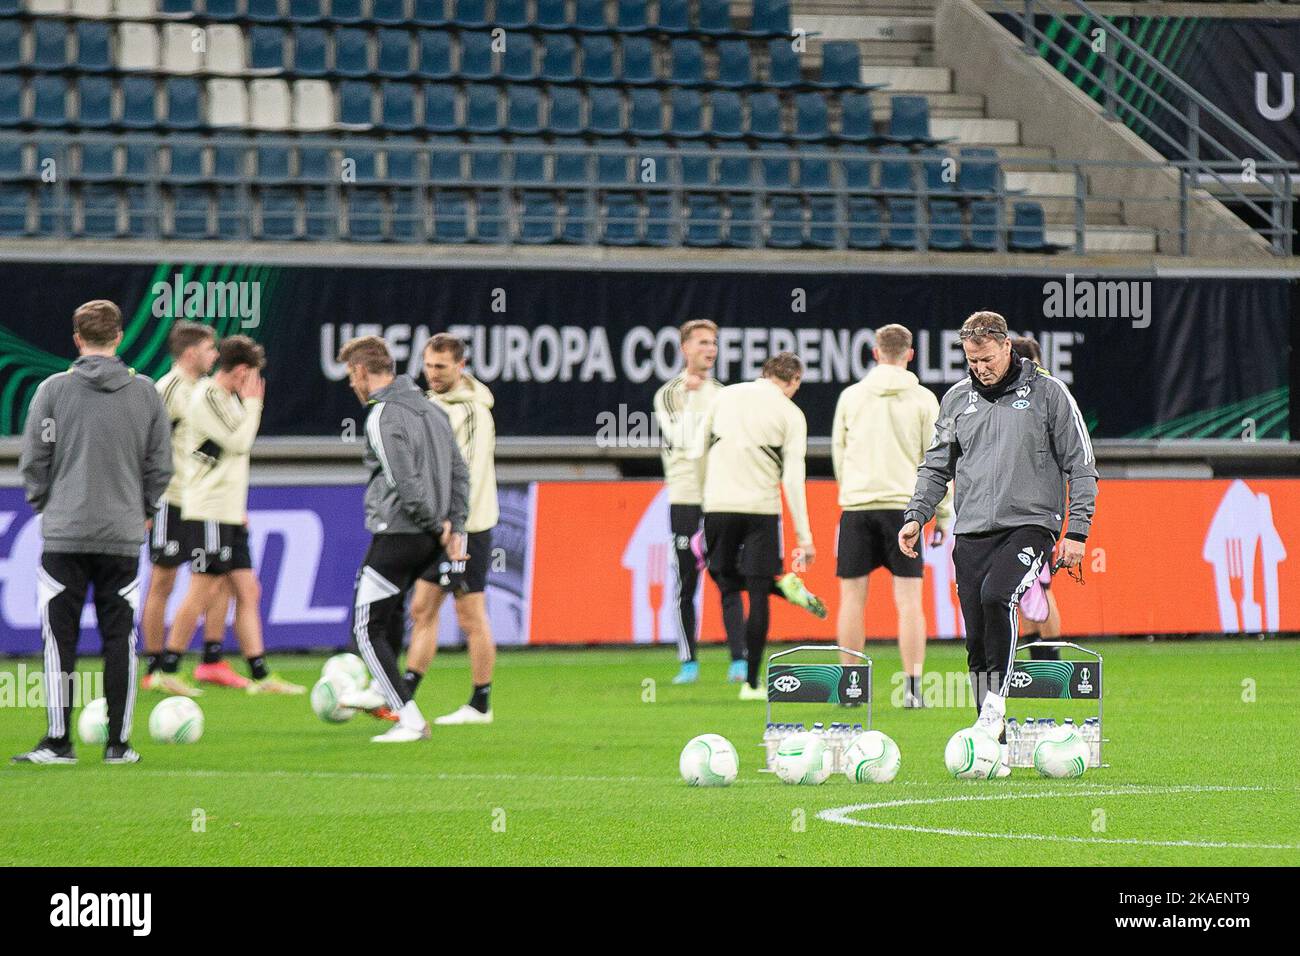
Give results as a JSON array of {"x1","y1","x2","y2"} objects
[{"x1": 1202, "y1": 480, "x2": 1288, "y2": 632}]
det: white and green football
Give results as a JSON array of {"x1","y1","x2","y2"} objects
[
  {"x1": 148, "y1": 696, "x2": 204, "y2": 744},
  {"x1": 774, "y1": 732, "x2": 831, "y2": 785},
  {"x1": 321, "y1": 653, "x2": 369, "y2": 693},
  {"x1": 77, "y1": 697, "x2": 109, "y2": 745},
  {"x1": 843, "y1": 730, "x2": 901, "y2": 783},
  {"x1": 679, "y1": 733, "x2": 739, "y2": 787},
  {"x1": 944, "y1": 727, "x2": 1001, "y2": 779},
  {"x1": 1033, "y1": 725, "x2": 1089, "y2": 778},
  {"x1": 310, "y1": 675, "x2": 357, "y2": 724}
]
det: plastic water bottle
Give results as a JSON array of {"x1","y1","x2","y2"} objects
[
  {"x1": 1023, "y1": 718, "x2": 1037, "y2": 763},
  {"x1": 852, "y1": 723, "x2": 864, "y2": 736},
  {"x1": 1006, "y1": 717, "x2": 1020, "y2": 766},
  {"x1": 763, "y1": 723, "x2": 779, "y2": 768}
]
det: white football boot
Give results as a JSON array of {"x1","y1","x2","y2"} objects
[
  {"x1": 973, "y1": 691, "x2": 1006, "y2": 743},
  {"x1": 996, "y1": 742, "x2": 1011, "y2": 777},
  {"x1": 339, "y1": 684, "x2": 386, "y2": 712},
  {"x1": 434, "y1": 705, "x2": 493, "y2": 725},
  {"x1": 371, "y1": 701, "x2": 431, "y2": 743}
]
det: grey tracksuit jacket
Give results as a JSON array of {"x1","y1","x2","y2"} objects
[
  {"x1": 20, "y1": 355, "x2": 173, "y2": 557},
  {"x1": 361, "y1": 375, "x2": 469, "y2": 536},
  {"x1": 904, "y1": 356, "x2": 1098, "y2": 541}
]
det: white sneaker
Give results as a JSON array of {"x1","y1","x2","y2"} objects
[
  {"x1": 370, "y1": 722, "x2": 431, "y2": 743},
  {"x1": 434, "y1": 704, "x2": 493, "y2": 725},
  {"x1": 973, "y1": 694, "x2": 1005, "y2": 743},
  {"x1": 738, "y1": 683, "x2": 766, "y2": 701},
  {"x1": 340, "y1": 685, "x2": 386, "y2": 711},
  {"x1": 995, "y1": 742, "x2": 1011, "y2": 777}
]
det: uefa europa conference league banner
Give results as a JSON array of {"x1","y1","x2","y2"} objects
[
  {"x1": 0, "y1": 262, "x2": 1293, "y2": 440},
  {"x1": 1, "y1": 479, "x2": 1296, "y2": 651}
]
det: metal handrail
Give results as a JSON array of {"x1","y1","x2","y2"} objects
[{"x1": 992, "y1": 0, "x2": 1295, "y2": 255}]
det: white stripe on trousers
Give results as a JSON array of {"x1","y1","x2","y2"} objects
[
  {"x1": 999, "y1": 550, "x2": 1047, "y2": 697},
  {"x1": 42, "y1": 599, "x2": 62, "y2": 738},
  {"x1": 352, "y1": 603, "x2": 404, "y2": 711}
]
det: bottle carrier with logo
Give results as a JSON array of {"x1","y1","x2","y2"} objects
[
  {"x1": 1005, "y1": 641, "x2": 1107, "y2": 768},
  {"x1": 762, "y1": 645, "x2": 872, "y2": 773}
]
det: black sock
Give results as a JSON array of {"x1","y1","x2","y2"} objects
[
  {"x1": 160, "y1": 651, "x2": 182, "y2": 674},
  {"x1": 202, "y1": 641, "x2": 223, "y2": 665},
  {"x1": 246, "y1": 655, "x2": 268, "y2": 681},
  {"x1": 469, "y1": 683, "x2": 491, "y2": 713},
  {"x1": 405, "y1": 669, "x2": 423, "y2": 695},
  {"x1": 906, "y1": 674, "x2": 921, "y2": 699},
  {"x1": 145, "y1": 653, "x2": 161, "y2": 675}
]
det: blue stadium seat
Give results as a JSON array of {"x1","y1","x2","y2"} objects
[
  {"x1": 746, "y1": 0, "x2": 792, "y2": 38},
  {"x1": 546, "y1": 86, "x2": 582, "y2": 136},
  {"x1": 815, "y1": 42, "x2": 862, "y2": 89},
  {"x1": 423, "y1": 83, "x2": 457, "y2": 132},
  {"x1": 709, "y1": 91, "x2": 743, "y2": 139},
  {"x1": 381, "y1": 81, "x2": 417, "y2": 131},
  {"x1": 958, "y1": 147, "x2": 1001, "y2": 195},
  {"x1": 502, "y1": 35, "x2": 536, "y2": 82},
  {"x1": 335, "y1": 28, "x2": 370, "y2": 78},
  {"x1": 552, "y1": 137, "x2": 588, "y2": 188},
  {"x1": 574, "y1": 0, "x2": 607, "y2": 33},
  {"x1": 429, "y1": 137, "x2": 462, "y2": 182},
  {"x1": 839, "y1": 92, "x2": 873, "y2": 143},
  {"x1": 678, "y1": 141, "x2": 711, "y2": 188},
  {"x1": 885, "y1": 198, "x2": 918, "y2": 248},
  {"x1": 348, "y1": 146, "x2": 379, "y2": 181},
  {"x1": 168, "y1": 144, "x2": 204, "y2": 181},
  {"x1": 617, "y1": 0, "x2": 650, "y2": 34},
  {"x1": 512, "y1": 140, "x2": 546, "y2": 186},
  {"x1": 76, "y1": 77, "x2": 113, "y2": 128},
  {"x1": 257, "y1": 146, "x2": 293, "y2": 181},
  {"x1": 669, "y1": 89, "x2": 703, "y2": 139},
  {"x1": 465, "y1": 85, "x2": 500, "y2": 133},
  {"x1": 215, "y1": 187, "x2": 245, "y2": 239},
  {"x1": 0, "y1": 140, "x2": 21, "y2": 177},
  {"x1": 718, "y1": 147, "x2": 755, "y2": 246},
  {"x1": 587, "y1": 87, "x2": 623, "y2": 136},
  {"x1": 535, "y1": 0, "x2": 567, "y2": 32},
  {"x1": 659, "y1": 0, "x2": 692, "y2": 36},
  {"x1": 717, "y1": 41, "x2": 752, "y2": 88},
  {"x1": 390, "y1": 188, "x2": 422, "y2": 242},
  {"x1": 377, "y1": 29, "x2": 413, "y2": 78},
  {"x1": 840, "y1": 145, "x2": 871, "y2": 190},
  {"x1": 469, "y1": 139, "x2": 503, "y2": 242},
  {"x1": 289, "y1": 0, "x2": 324, "y2": 23},
  {"x1": 251, "y1": 26, "x2": 288, "y2": 71},
  {"x1": 34, "y1": 77, "x2": 70, "y2": 128},
  {"x1": 581, "y1": 36, "x2": 616, "y2": 84},
  {"x1": 0, "y1": 21, "x2": 17, "y2": 71},
  {"x1": 338, "y1": 81, "x2": 374, "y2": 126},
  {"x1": 328, "y1": 0, "x2": 365, "y2": 24},
  {"x1": 413, "y1": 0, "x2": 449, "y2": 27},
  {"x1": 684, "y1": 193, "x2": 722, "y2": 247},
  {"x1": 506, "y1": 85, "x2": 542, "y2": 134},
  {"x1": 847, "y1": 196, "x2": 883, "y2": 249},
  {"x1": 596, "y1": 145, "x2": 635, "y2": 245},
  {"x1": 0, "y1": 76, "x2": 20, "y2": 127},
  {"x1": 82, "y1": 186, "x2": 121, "y2": 237},
  {"x1": 717, "y1": 149, "x2": 753, "y2": 189},
  {"x1": 161, "y1": 0, "x2": 197, "y2": 14},
  {"x1": 541, "y1": 35, "x2": 577, "y2": 83},
  {"x1": 165, "y1": 78, "x2": 202, "y2": 130},
  {"x1": 76, "y1": 22, "x2": 112, "y2": 73},
  {"x1": 793, "y1": 93, "x2": 828, "y2": 141},
  {"x1": 759, "y1": 143, "x2": 793, "y2": 190},
  {"x1": 346, "y1": 188, "x2": 384, "y2": 241},
  {"x1": 697, "y1": 0, "x2": 732, "y2": 36},
  {"x1": 372, "y1": 0, "x2": 406, "y2": 26},
  {"x1": 172, "y1": 188, "x2": 210, "y2": 239},
  {"x1": 453, "y1": 0, "x2": 489, "y2": 29},
  {"x1": 878, "y1": 145, "x2": 913, "y2": 194},
  {"x1": 80, "y1": 143, "x2": 116, "y2": 179},
  {"x1": 497, "y1": 0, "x2": 529, "y2": 30},
  {"x1": 884, "y1": 95, "x2": 951, "y2": 146},
  {"x1": 206, "y1": 0, "x2": 241, "y2": 20},
  {"x1": 767, "y1": 198, "x2": 804, "y2": 248},
  {"x1": 299, "y1": 144, "x2": 332, "y2": 180},
  {"x1": 644, "y1": 190, "x2": 675, "y2": 247},
  {"x1": 212, "y1": 145, "x2": 246, "y2": 181},
  {"x1": 922, "y1": 147, "x2": 953, "y2": 194},
  {"x1": 0, "y1": 185, "x2": 27, "y2": 235},
  {"x1": 302, "y1": 186, "x2": 334, "y2": 239},
  {"x1": 767, "y1": 40, "x2": 801, "y2": 88},
  {"x1": 247, "y1": 0, "x2": 281, "y2": 23},
  {"x1": 628, "y1": 89, "x2": 662, "y2": 137},
  {"x1": 802, "y1": 157, "x2": 836, "y2": 248},
  {"x1": 293, "y1": 28, "x2": 327, "y2": 75},
  {"x1": 514, "y1": 143, "x2": 555, "y2": 244},
  {"x1": 459, "y1": 32, "x2": 494, "y2": 81},
  {"x1": 33, "y1": 21, "x2": 68, "y2": 71},
  {"x1": 968, "y1": 200, "x2": 999, "y2": 250},
  {"x1": 929, "y1": 200, "x2": 963, "y2": 250},
  {"x1": 36, "y1": 186, "x2": 69, "y2": 236},
  {"x1": 670, "y1": 39, "x2": 705, "y2": 87},
  {"x1": 417, "y1": 31, "x2": 454, "y2": 80},
  {"x1": 621, "y1": 37, "x2": 656, "y2": 86},
  {"x1": 386, "y1": 149, "x2": 419, "y2": 182},
  {"x1": 747, "y1": 92, "x2": 783, "y2": 140},
  {"x1": 1009, "y1": 201, "x2": 1050, "y2": 251}
]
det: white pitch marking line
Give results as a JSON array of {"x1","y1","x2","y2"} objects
[{"x1": 817, "y1": 785, "x2": 1300, "y2": 850}]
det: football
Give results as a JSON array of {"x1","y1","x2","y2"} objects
[
  {"x1": 148, "y1": 696, "x2": 204, "y2": 744},
  {"x1": 679, "y1": 733, "x2": 738, "y2": 787},
  {"x1": 944, "y1": 727, "x2": 1001, "y2": 779},
  {"x1": 311, "y1": 675, "x2": 357, "y2": 724},
  {"x1": 321, "y1": 653, "x2": 369, "y2": 693},
  {"x1": 774, "y1": 732, "x2": 831, "y2": 785},
  {"x1": 843, "y1": 730, "x2": 901, "y2": 783},
  {"x1": 77, "y1": 697, "x2": 109, "y2": 746},
  {"x1": 1033, "y1": 725, "x2": 1090, "y2": 778}
]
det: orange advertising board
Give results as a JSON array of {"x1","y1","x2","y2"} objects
[{"x1": 528, "y1": 479, "x2": 1297, "y2": 644}]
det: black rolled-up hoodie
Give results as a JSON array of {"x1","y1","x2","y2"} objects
[{"x1": 19, "y1": 355, "x2": 173, "y2": 557}]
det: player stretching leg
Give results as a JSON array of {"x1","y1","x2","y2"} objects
[
  {"x1": 832, "y1": 324, "x2": 951, "y2": 708},
  {"x1": 691, "y1": 353, "x2": 816, "y2": 702},
  {"x1": 901, "y1": 313, "x2": 1096, "y2": 775},
  {"x1": 406, "y1": 334, "x2": 499, "y2": 725},
  {"x1": 157, "y1": 337, "x2": 303, "y2": 696},
  {"x1": 336, "y1": 336, "x2": 470, "y2": 743},
  {"x1": 140, "y1": 322, "x2": 241, "y2": 691}
]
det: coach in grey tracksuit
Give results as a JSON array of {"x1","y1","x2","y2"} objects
[
  {"x1": 899, "y1": 312, "x2": 1097, "y2": 739},
  {"x1": 16, "y1": 301, "x2": 171, "y2": 764},
  {"x1": 337, "y1": 335, "x2": 469, "y2": 735}
]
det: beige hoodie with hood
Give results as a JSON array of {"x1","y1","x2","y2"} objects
[{"x1": 429, "y1": 374, "x2": 498, "y2": 534}]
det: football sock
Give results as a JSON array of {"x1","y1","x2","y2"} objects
[
  {"x1": 906, "y1": 674, "x2": 921, "y2": 699},
  {"x1": 405, "y1": 669, "x2": 423, "y2": 695},
  {"x1": 160, "y1": 651, "x2": 182, "y2": 674},
  {"x1": 202, "y1": 641, "x2": 223, "y2": 665},
  {"x1": 145, "y1": 653, "x2": 161, "y2": 675},
  {"x1": 469, "y1": 683, "x2": 491, "y2": 713},
  {"x1": 246, "y1": 656, "x2": 268, "y2": 681}
]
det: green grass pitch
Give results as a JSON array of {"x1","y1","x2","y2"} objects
[{"x1": 2, "y1": 640, "x2": 1298, "y2": 866}]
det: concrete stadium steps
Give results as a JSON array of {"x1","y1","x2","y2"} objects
[
  {"x1": 1046, "y1": 225, "x2": 1159, "y2": 253},
  {"x1": 931, "y1": 117, "x2": 1020, "y2": 144},
  {"x1": 798, "y1": 16, "x2": 934, "y2": 42},
  {"x1": 870, "y1": 92, "x2": 986, "y2": 120},
  {"x1": 859, "y1": 65, "x2": 952, "y2": 92}
]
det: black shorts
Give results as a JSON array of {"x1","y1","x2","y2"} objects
[
  {"x1": 149, "y1": 501, "x2": 198, "y2": 569},
  {"x1": 419, "y1": 529, "x2": 488, "y2": 594},
  {"x1": 836, "y1": 509, "x2": 923, "y2": 579},
  {"x1": 192, "y1": 520, "x2": 252, "y2": 576},
  {"x1": 670, "y1": 503, "x2": 703, "y2": 545},
  {"x1": 703, "y1": 512, "x2": 782, "y2": 579}
]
